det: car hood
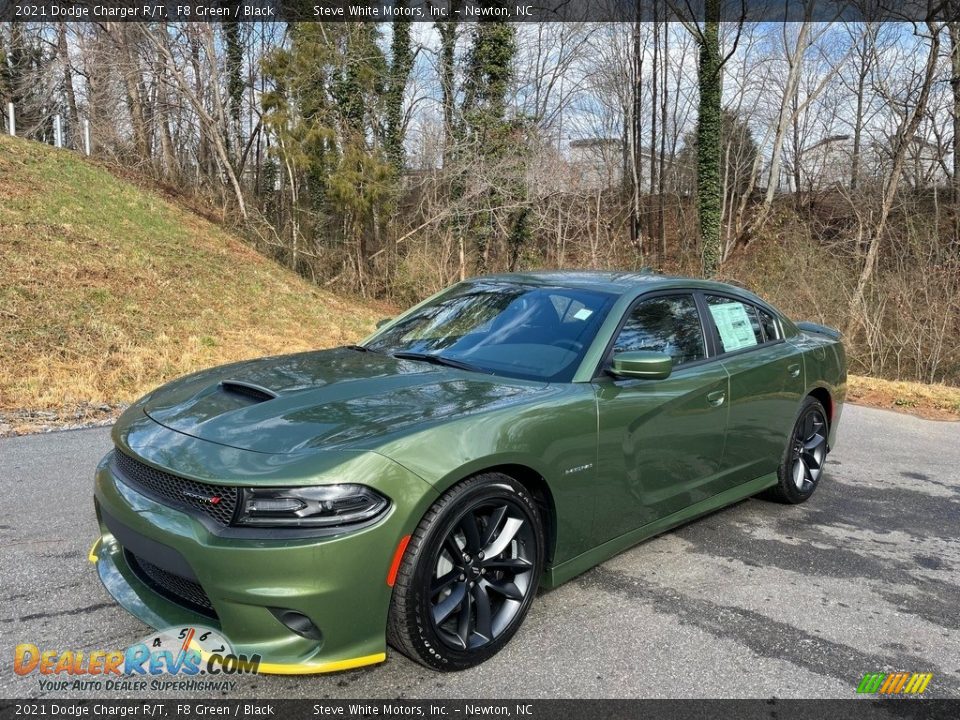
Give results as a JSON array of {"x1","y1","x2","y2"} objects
[{"x1": 142, "y1": 348, "x2": 547, "y2": 455}]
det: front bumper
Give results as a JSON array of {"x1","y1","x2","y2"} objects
[{"x1": 92, "y1": 436, "x2": 438, "y2": 674}]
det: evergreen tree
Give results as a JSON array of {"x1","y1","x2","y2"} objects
[
  {"x1": 454, "y1": 8, "x2": 520, "y2": 274},
  {"x1": 262, "y1": 22, "x2": 396, "y2": 285},
  {"x1": 677, "y1": 110, "x2": 759, "y2": 198}
]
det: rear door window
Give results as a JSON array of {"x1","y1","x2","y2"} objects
[{"x1": 705, "y1": 295, "x2": 764, "y2": 353}]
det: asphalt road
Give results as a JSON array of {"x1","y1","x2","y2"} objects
[{"x1": 1, "y1": 404, "x2": 958, "y2": 699}]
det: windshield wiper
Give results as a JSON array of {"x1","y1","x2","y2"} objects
[
  {"x1": 391, "y1": 351, "x2": 491, "y2": 374},
  {"x1": 343, "y1": 344, "x2": 384, "y2": 354}
]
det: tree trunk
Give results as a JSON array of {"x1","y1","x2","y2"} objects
[
  {"x1": 791, "y1": 83, "x2": 802, "y2": 204},
  {"x1": 697, "y1": 4, "x2": 723, "y2": 277},
  {"x1": 201, "y1": 26, "x2": 232, "y2": 172},
  {"x1": 731, "y1": 15, "x2": 838, "y2": 245},
  {"x1": 763, "y1": 20, "x2": 812, "y2": 210},
  {"x1": 57, "y1": 23, "x2": 80, "y2": 145},
  {"x1": 144, "y1": 26, "x2": 247, "y2": 218},
  {"x1": 629, "y1": 18, "x2": 643, "y2": 260},
  {"x1": 436, "y1": 17, "x2": 458, "y2": 166},
  {"x1": 949, "y1": 21, "x2": 960, "y2": 244},
  {"x1": 114, "y1": 24, "x2": 150, "y2": 165},
  {"x1": 385, "y1": 16, "x2": 413, "y2": 171},
  {"x1": 650, "y1": 16, "x2": 660, "y2": 263},
  {"x1": 850, "y1": 26, "x2": 874, "y2": 191},
  {"x1": 658, "y1": 17, "x2": 669, "y2": 266},
  {"x1": 155, "y1": 50, "x2": 178, "y2": 183}
]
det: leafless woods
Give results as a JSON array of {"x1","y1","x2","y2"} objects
[{"x1": 1, "y1": 20, "x2": 958, "y2": 385}]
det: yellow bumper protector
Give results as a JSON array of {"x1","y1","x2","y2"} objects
[
  {"x1": 254, "y1": 653, "x2": 387, "y2": 675},
  {"x1": 188, "y1": 639, "x2": 386, "y2": 675},
  {"x1": 88, "y1": 537, "x2": 102, "y2": 563}
]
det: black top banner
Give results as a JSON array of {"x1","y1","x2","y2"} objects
[{"x1": 2, "y1": 0, "x2": 959, "y2": 23}]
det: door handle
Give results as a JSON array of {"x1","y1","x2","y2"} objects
[
  {"x1": 706, "y1": 390, "x2": 726, "y2": 406},
  {"x1": 788, "y1": 363, "x2": 801, "y2": 378}
]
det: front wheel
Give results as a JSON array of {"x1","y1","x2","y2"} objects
[
  {"x1": 387, "y1": 473, "x2": 545, "y2": 671},
  {"x1": 763, "y1": 396, "x2": 829, "y2": 504}
]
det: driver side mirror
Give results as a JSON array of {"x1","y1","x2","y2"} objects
[
  {"x1": 610, "y1": 351, "x2": 673, "y2": 380},
  {"x1": 376, "y1": 317, "x2": 392, "y2": 329}
]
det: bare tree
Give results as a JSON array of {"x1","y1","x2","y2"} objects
[
  {"x1": 847, "y1": 21, "x2": 943, "y2": 334},
  {"x1": 144, "y1": 24, "x2": 247, "y2": 217}
]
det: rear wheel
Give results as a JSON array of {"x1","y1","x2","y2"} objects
[
  {"x1": 763, "y1": 396, "x2": 829, "y2": 504},
  {"x1": 387, "y1": 473, "x2": 544, "y2": 671}
]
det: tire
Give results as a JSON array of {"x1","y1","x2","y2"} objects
[
  {"x1": 762, "y1": 396, "x2": 830, "y2": 504},
  {"x1": 387, "y1": 473, "x2": 545, "y2": 671}
]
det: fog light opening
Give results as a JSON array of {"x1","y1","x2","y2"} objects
[{"x1": 269, "y1": 608, "x2": 324, "y2": 644}]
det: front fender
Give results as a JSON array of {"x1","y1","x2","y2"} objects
[{"x1": 374, "y1": 385, "x2": 599, "y2": 565}]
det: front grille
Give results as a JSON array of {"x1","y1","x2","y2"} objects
[
  {"x1": 126, "y1": 551, "x2": 216, "y2": 618},
  {"x1": 113, "y1": 450, "x2": 239, "y2": 526}
]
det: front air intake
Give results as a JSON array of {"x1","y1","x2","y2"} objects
[{"x1": 126, "y1": 550, "x2": 217, "y2": 618}]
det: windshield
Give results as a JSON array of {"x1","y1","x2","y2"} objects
[{"x1": 365, "y1": 282, "x2": 615, "y2": 382}]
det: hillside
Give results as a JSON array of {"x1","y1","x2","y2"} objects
[
  {"x1": 0, "y1": 136, "x2": 384, "y2": 433},
  {"x1": 0, "y1": 136, "x2": 957, "y2": 435}
]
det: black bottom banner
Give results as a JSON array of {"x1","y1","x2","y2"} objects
[{"x1": 2, "y1": 700, "x2": 959, "y2": 720}]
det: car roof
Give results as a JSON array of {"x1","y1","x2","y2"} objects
[
  {"x1": 472, "y1": 270, "x2": 756, "y2": 299},
  {"x1": 473, "y1": 270, "x2": 668, "y2": 294}
]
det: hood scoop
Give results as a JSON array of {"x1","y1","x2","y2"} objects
[{"x1": 219, "y1": 379, "x2": 277, "y2": 404}]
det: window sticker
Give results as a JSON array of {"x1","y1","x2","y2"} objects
[
  {"x1": 709, "y1": 302, "x2": 758, "y2": 351},
  {"x1": 572, "y1": 308, "x2": 593, "y2": 321}
]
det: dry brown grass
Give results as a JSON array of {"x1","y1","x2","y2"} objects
[
  {"x1": 848, "y1": 374, "x2": 960, "y2": 422},
  {"x1": 0, "y1": 135, "x2": 386, "y2": 422}
]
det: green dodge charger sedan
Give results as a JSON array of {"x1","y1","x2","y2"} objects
[{"x1": 92, "y1": 271, "x2": 846, "y2": 672}]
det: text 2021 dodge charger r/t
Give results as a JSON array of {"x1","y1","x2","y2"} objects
[{"x1": 92, "y1": 271, "x2": 846, "y2": 672}]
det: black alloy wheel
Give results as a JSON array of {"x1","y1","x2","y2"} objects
[
  {"x1": 790, "y1": 406, "x2": 828, "y2": 492},
  {"x1": 387, "y1": 473, "x2": 545, "y2": 670},
  {"x1": 428, "y1": 498, "x2": 537, "y2": 651},
  {"x1": 764, "y1": 395, "x2": 830, "y2": 504}
]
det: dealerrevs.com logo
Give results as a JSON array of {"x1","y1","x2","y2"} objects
[{"x1": 14, "y1": 626, "x2": 260, "y2": 692}]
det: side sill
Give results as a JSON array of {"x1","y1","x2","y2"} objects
[{"x1": 542, "y1": 472, "x2": 778, "y2": 589}]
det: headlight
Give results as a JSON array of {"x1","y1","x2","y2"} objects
[{"x1": 235, "y1": 485, "x2": 390, "y2": 528}]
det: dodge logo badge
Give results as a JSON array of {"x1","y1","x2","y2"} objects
[{"x1": 182, "y1": 489, "x2": 222, "y2": 505}]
